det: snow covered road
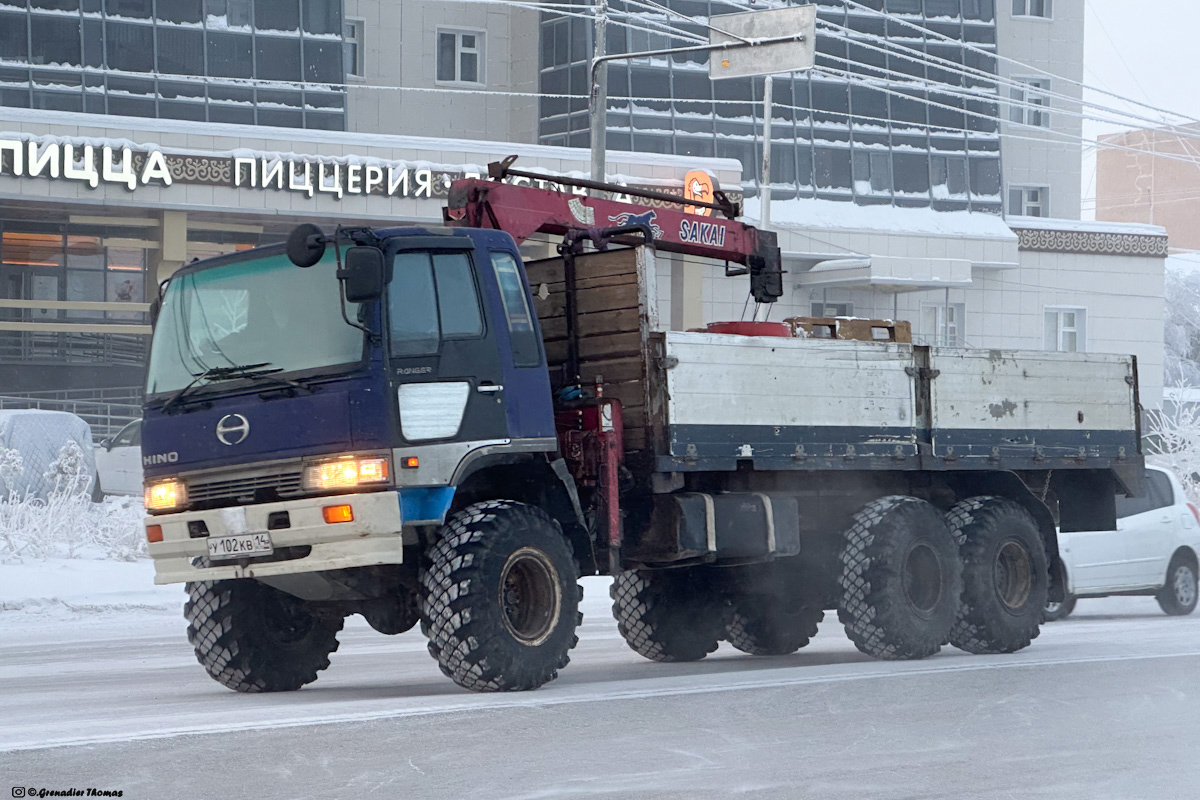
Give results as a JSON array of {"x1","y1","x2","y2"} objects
[{"x1": 3, "y1": 568, "x2": 1200, "y2": 798}]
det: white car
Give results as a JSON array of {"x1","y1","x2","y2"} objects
[
  {"x1": 93, "y1": 419, "x2": 143, "y2": 498},
  {"x1": 1045, "y1": 464, "x2": 1200, "y2": 620}
]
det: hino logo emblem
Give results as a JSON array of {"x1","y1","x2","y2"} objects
[{"x1": 216, "y1": 414, "x2": 250, "y2": 446}]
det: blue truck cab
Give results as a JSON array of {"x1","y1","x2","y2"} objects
[{"x1": 144, "y1": 225, "x2": 593, "y2": 693}]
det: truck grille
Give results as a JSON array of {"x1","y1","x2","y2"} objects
[{"x1": 188, "y1": 471, "x2": 304, "y2": 505}]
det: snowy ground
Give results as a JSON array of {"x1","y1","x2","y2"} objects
[{"x1": 3, "y1": 559, "x2": 1200, "y2": 798}]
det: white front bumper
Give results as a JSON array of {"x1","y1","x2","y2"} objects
[{"x1": 147, "y1": 491, "x2": 405, "y2": 585}]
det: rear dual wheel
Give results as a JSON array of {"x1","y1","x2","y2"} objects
[
  {"x1": 837, "y1": 496, "x2": 962, "y2": 660},
  {"x1": 948, "y1": 497, "x2": 1048, "y2": 654}
]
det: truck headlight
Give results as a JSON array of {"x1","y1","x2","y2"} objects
[
  {"x1": 303, "y1": 456, "x2": 391, "y2": 491},
  {"x1": 145, "y1": 479, "x2": 187, "y2": 512}
]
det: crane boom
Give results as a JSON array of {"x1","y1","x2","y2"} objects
[{"x1": 443, "y1": 158, "x2": 783, "y2": 303}]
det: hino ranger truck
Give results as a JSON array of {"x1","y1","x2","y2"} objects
[{"x1": 142, "y1": 159, "x2": 1144, "y2": 693}]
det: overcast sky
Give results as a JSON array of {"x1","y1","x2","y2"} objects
[{"x1": 1082, "y1": 0, "x2": 1199, "y2": 215}]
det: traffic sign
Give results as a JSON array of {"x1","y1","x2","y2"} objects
[{"x1": 709, "y1": 5, "x2": 817, "y2": 80}]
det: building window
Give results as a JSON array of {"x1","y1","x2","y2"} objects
[
  {"x1": 1009, "y1": 185, "x2": 1049, "y2": 217},
  {"x1": 1045, "y1": 307, "x2": 1085, "y2": 352},
  {"x1": 811, "y1": 302, "x2": 853, "y2": 317},
  {"x1": 437, "y1": 29, "x2": 483, "y2": 85},
  {"x1": 344, "y1": 18, "x2": 364, "y2": 79},
  {"x1": 853, "y1": 151, "x2": 892, "y2": 197},
  {"x1": 1010, "y1": 77, "x2": 1050, "y2": 127},
  {"x1": 922, "y1": 303, "x2": 966, "y2": 347},
  {"x1": 1012, "y1": 0, "x2": 1052, "y2": 18}
]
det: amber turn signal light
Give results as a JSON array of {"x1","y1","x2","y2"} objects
[
  {"x1": 146, "y1": 525, "x2": 163, "y2": 543},
  {"x1": 322, "y1": 504, "x2": 354, "y2": 524}
]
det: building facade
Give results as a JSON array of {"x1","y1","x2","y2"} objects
[
  {"x1": 541, "y1": 0, "x2": 1005, "y2": 214},
  {"x1": 0, "y1": 0, "x2": 348, "y2": 130},
  {"x1": 995, "y1": 0, "x2": 1084, "y2": 220},
  {"x1": 1095, "y1": 123, "x2": 1200, "y2": 252},
  {"x1": 0, "y1": 106, "x2": 741, "y2": 392},
  {"x1": 0, "y1": 2, "x2": 1160, "y2": 409}
]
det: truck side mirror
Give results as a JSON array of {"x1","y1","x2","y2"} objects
[
  {"x1": 287, "y1": 223, "x2": 327, "y2": 268},
  {"x1": 339, "y1": 247, "x2": 385, "y2": 303}
]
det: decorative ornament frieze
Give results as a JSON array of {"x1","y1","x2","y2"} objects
[{"x1": 1013, "y1": 227, "x2": 1169, "y2": 257}]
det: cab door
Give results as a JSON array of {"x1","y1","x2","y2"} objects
[
  {"x1": 484, "y1": 248, "x2": 554, "y2": 439},
  {"x1": 386, "y1": 240, "x2": 509, "y2": 447}
]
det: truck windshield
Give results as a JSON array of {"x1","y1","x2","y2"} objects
[{"x1": 145, "y1": 250, "x2": 363, "y2": 397}]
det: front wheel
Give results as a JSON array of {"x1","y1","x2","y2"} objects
[
  {"x1": 185, "y1": 577, "x2": 343, "y2": 692},
  {"x1": 1157, "y1": 556, "x2": 1199, "y2": 616},
  {"x1": 420, "y1": 500, "x2": 582, "y2": 692},
  {"x1": 1043, "y1": 593, "x2": 1076, "y2": 622}
]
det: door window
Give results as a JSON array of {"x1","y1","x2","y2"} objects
[
  {"x1": 112, "y1": 420, "x2": 141, "y2": 448},
  {"x1": 1145, "y1": 471, "x2": 1175, "y2": 510},
  {"x1": 489, "y1": 251, "x2": 542, "y2": 368},
  {"x1": 1116, "y1": 469, "x2": 1173, "y2": 519},
  {"x1": 388, "y1": 251, "x2": 483, "y2": 357}
]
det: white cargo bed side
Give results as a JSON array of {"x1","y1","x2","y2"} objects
[
  {"x1": 928, "y1": 349, "x2": 1139, "y2": 459},
  {"x1": 659, "y1": 331, "x2": 917, "y2": 461}
]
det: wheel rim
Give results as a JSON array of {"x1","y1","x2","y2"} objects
[
  {"x1": 902, "y1": 542, "x2": 943, "y2": 616},
  {"x1": 1045, "y1": 601, "x2": 1062, "y2": 615},
  {"x1": 499, "y1": 547, "x2": 562, "y2": 646},
  {"x1": 1174, "y1": 565, "x2": 1197, "y2": 608},
  {"x1": 259, "y1": 590, "x2": 315, "y2": 645},
  {"x1": 994, "y1": 540, "x2": 1033, "y2": 610}
]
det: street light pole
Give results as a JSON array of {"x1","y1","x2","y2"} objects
[{"x1": 589, "y1": 0, "x2": 609, "y2": 195}]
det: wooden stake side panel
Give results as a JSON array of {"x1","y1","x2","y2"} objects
[{"x1": 529, "y1": 248, "x2": 657, "y2": 455}]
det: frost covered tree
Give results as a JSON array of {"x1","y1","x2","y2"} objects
[
  {"x1": 43, "y1": 439, "x2": 91, "y2": 499},
  {"x1": 1164, "y1": 257, "x2": 1200, "y2": 387}
]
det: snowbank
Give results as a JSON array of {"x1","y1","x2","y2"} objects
[{"x1": 0, "y1": 557, "x2": 180, "y2": 616}]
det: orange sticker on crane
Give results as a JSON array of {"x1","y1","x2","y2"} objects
[{"x1": 683, "y1": 170, "x2": 715, "y2": 217}]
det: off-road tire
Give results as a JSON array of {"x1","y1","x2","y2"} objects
[
  {"x1": 948, "y1": 497, "x2": 1048, "y2": 654},
  {"x1": 725, "y1": 597, "x2": 823, "y2": 656},
  {"x1": 1156, "y1": 554, "x2": 1199, "y2": 616},
  {"x1": 611, "y1": 568, "x2": 724, "y2": 662},
  {"x1": 419, "y1": 500, "x2": 582, "y2": 692},
  {"x1": 837, "y1": 496, "x2": 962, "y2": 660},
  {"x1": 361, "y1": 585, "x2": 420, "y2": 635},
  {"x1": 185, "y1": 576, "x2": 343, "y2": 692},
  {"x1": 1042, "y1": 593, "x2": 1076, "y2": 622}
]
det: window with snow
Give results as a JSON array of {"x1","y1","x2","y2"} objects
[
  {"x1": 931, "y1": 155, "x2": 969, "y2": 200},
  {"x1": 1044, "y1": 307, "x2": 1086, "y2": 353},
  {"x1": 853, "y1": 150, "x2": 892, "y2": 197},
  {"x1": 1009, "y1": 185, "x2": 1049, "y2": 217},
  {"x1": 1010, "y1": 77, "x2": 1050, "y2": 127},
  {"x1": 1012, "y1": 0, "x2": 1052, "y2": 18},
  {"x1": 437, "y1": 29, "x2": 484, "y2": 85}
]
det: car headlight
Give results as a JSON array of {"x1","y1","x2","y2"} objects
[
  {"x1": 145, "y1": 479, "x2": 187, "y2": 512},
  {"x1": 303, "y1": 456, "x2": 391, "y2": 491}
]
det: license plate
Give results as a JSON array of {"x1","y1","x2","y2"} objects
[{"x1": 207, "y1": 532, "x2": 273, "y2": 560}]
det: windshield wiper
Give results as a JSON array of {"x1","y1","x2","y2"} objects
[
  {"x1": 237, "y1": 369, "x2": 318, "y2": 397},
  {"x1": 161, "y1": 363, "x2": 282, "y2": 413}
]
